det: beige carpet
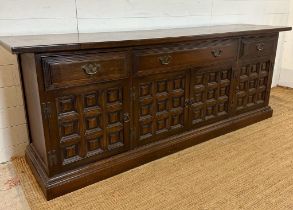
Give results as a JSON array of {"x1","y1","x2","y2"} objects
[{"x1": 13, "y1": 87, "x2": 293, "y2": 210}]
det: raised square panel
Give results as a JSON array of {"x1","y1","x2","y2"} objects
[
  {"x1": 173, "y1": 78, "x2": 184, "y2": 90},
  {"x1": 194, "y1": 75, "x2": 204, "y2": 85},
  {"x1": 238, "y1": 82, "x2": 246, "y2": 91},
  {"x1": 140, "y1": 122, "x2": 152, "y2": 139},
  {"x1": 140, "y1": 83, "x2": 152, "y2": 97},
  {"x1": 247, "y1": 94, "x2": 255, "y2": 106},
  {"x1": 84, "y1": 93, "x2": 99, "y2": 108},
  {"x1": 194, "y1": 84, "x2": 205, "y2": 92},
  {"x1": 194, "y1": 92, "x2": 203, "y2": 103},
  {"x1": 156, "y1": 118, "x2": 168, "y2": 133},
  {"x1": 209, "y1": 72, "x2": 217, "y2": 82},
  {"x1": 239, "y1": 75, "x2": 249, "y2": 82},
  {"x1": 87, "y1": 136, "x2": 103, "y2": 153},
  {"x1": 250, "y1": 72, "x2": 258, "y2": 80},
  {"x1": 108, "y1": 130, "x2": 123, "y2": 149},
  {"x1": 259, "y1": 77, "x2": 267, "y2": 87},
  {"x1": 107, "y1": 88, "x2": 121, "y2": 103},
  {"x1": 157, "y1": 100, "x2": 168, "y2": 112},
  {"x1": 108, "y1": 111, "x2": 121, "y2": 124},
  {"x1": 157, "y1": 80, "x2": 167, "y2": 93},
  {"x1": 250, "y1": 64, "x2": 258, "y2": 73},
  {"x1": 61, "y1": 120, "x2": 79, "y2": 137},
  {"x1": 172, "y1": 96, "x2": 183, "y2": 108},
  {"x1": 64, "y1": 144, "x2": 78, "y2": 159},
  {"x1": 109, "y1": 131, "x2": 120, "y2": 144},
  {"x1": 140, "y1": 103, "x2": 152, "y2": 117},
  {"x1": 171, "y1": 113, "x2": 183, "y2": 128},
  {"x1": 237, "y1": 96, "x2": 247, "y2": 110},
  {"x1": 85, "y1": 116, "x2": 100, "y2": 130},
  {"x1": 237, "y1": 97, "x2": 244, "y2": 107},
  {"x1": 261, "y1": 62, "x2": 269, "y2": 71},
  {"x1": 218, "y1": 102, "x2": 227, "y2": 115},
  {"x1": 249, "y1": 79, "x2": 257, "y2": 89},
  {"x1": 206, "y1": 105, "x2": 216, "y2": 117},
  {"x1": 57, "y1": 96, "x2": 76, "y2": 114},
  {"x1": 220, "y1": 86, "x2": 227, "y2": 97},
  {"x1": 207, "y1": 89, "x2": 216, "y2": 100},
  {"x1": 240, "y1": 66, "x2": 248, "y2": 76},
  {"x1": 257, "y1": 91, "x2": 266, "y2": 104},
  {"x1": 221, "y1": 70, "x2": 229, "y2": 80},
  {"x1": 192, "y1": 108, "x2": 203, "y2": 124}
]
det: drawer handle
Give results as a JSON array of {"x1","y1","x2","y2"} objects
[
  {"x1": 123, "y1": 113, "x2": 130, "y2": 123},
  {"x1": 185, "y1": 99, "x2": 191, "y2": 108},
  {"x1": 256, "y1": 43, "x2": 265, "y2": 51},
  {"x1": 211, "y1": 49, "x2": 223, "y2": 57},
  {"x1": 159, "y1": 55, "x2": 172, "y2": 65},
  {"x1": 82, "y1": 63, "x2": 101, "y2": 75}
]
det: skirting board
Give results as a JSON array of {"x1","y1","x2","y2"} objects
[{"x1": 25, "y1": 106, "x2": 273, "y2": 200}]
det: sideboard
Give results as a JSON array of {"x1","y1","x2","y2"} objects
[{"x1": 0, "y1": 24, "x2": 291, "y2": 200}]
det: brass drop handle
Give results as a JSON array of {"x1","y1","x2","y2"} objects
[
  {"x1": 185, "y1": 99, "x2": 190, "y2": 108},
  {"x1": 82, "y1": 63, "x2": 101, "y2": 75},
  {"x1": 159, "y1": 55, "x2": 172, "y2": 65},
  {"x1": 256, "y1": 43, "x2": 265, "y2": 51},
  {"x1": 211, "y1": 49, "x2": 223, "y2": 57},
  {"x1": 123, "y1": 113, "x2": 130, "y2": 123},
  {"x1": 185, "y1": 99, "x2": 194, "y2": 107}
]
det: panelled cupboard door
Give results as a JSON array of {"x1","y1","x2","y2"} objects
[
  {"x1": 133, "y1": 71, "x2": 189, "y2": 147},
  {"x1": 43, "y1": 80, "x2": 130, "y2": 173},
  {"x1": 234, "y1": 58, "x2": 274, "y2": 114},
  {"x1": 189, "y1": 63, "x2": 235, "y2": 128}
]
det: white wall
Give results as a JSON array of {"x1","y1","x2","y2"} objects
[
  {"x1": 280, "y1": 0, "x2": 293, "y2": 88},
  {"x1": 0, "y1": 0, "x2": 291, "y2": 163}
]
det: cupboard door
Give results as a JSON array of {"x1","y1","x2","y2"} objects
[
  {"x1": 133, "y1": 71, "x2": 189, "y2": 147},
  {"x1": 234, "y1": 59, "x2": 273, "y2": 114},
  {"x1": 189, "y1": 64, "x2": 234, "y2": 128},
  {"x1": 45, "y1": 79, "x2": 130, "y2": 173}
]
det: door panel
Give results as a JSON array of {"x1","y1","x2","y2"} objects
[
  {"x1": 189, "y1": 63, "x2": 234, "y2": 128},
  {"x1": 234, "y1": 59, "x2": 273, "y2": 114},
  {"x1": 133, "y1": 71, "x2": 188, "y2": 147},
  {"x1": 46, "y1": 80, "x2": 130, "y2": 172}
]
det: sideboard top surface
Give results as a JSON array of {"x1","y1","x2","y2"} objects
[{"x1": 0, "y1": 24, "x2": 291, "y2": 54}]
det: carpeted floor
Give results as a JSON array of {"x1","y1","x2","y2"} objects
[{"x1": 12, "y1": 87, "x2": 293, "y2": 210}]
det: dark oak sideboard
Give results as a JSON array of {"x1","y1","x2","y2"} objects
[{"x1": 0, "y1": 24, "x2": 291, "y2": 200}]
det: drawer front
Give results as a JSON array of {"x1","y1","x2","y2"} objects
[
  {"x1": 240, "y1": 35, "x2": 278, "y2": 59},
  {"x1": 134, "y1": 39, "x2": 239, "y2": 75},
  {"x1": 40, "y1": 51, "x2": 129, "y2": 90}
]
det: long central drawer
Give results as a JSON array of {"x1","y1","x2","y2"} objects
[{"x1": 134, "y1": 39, "x2": 239, "y2": 75}]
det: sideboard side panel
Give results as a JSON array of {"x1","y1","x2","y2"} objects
[{"x1": 21, "y1": 53, "x2": 48, "y2": 172}]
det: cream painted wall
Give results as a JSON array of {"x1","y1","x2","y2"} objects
[
  {"x1": 279, "y1": 0, "x2": 293, "y2": 88},
  {"x1": 0, "y1": 0, "x2": 291, "y2": 163}
]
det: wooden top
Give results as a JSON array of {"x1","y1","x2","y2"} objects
[{"x1": 0, "y1": 24, "x2": 291, "y2": 54}]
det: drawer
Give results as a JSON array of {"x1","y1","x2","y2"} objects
[
  {"x1": 40, "y1": 51, "x2": 129, "y2": 90},
  {"x1": 240, "y1": 35, "x2": 278, "y2": 59},
  {"x1": 134, "y1": 39, "x2": 238, "y2": 75}
]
